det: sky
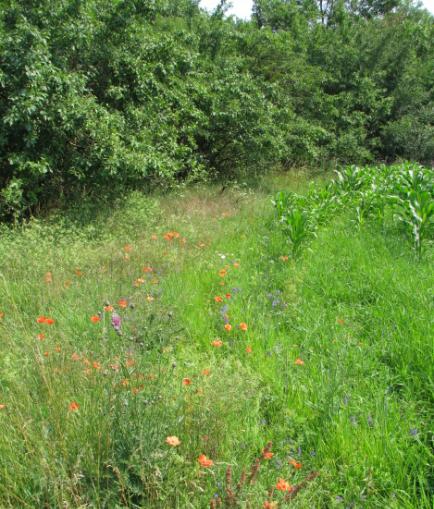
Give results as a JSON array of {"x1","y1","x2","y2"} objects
[{"x1": 200, "y1": 0, "x2": 434, "y2": 17}]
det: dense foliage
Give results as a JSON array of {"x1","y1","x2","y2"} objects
[{"x1": 0, "y1": 0, "x2": 433, "y2": 219}]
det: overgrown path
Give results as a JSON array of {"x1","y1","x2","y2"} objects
[{"x1": 0, "y1": 175, "x2": 432, "y2": 508}]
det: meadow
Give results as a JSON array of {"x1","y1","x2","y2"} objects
[{"x1": 0, "y1": 166, "x2": 432, "y2": 508}]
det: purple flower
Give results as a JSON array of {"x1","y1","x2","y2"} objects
[
  {"x1": 220, "y1": 305, "x2": 229, "y2": 315},
  {"x1": 409, "y1": 428, "x2": 418, "y2": 437},
  {"x1": 111, "y1": 313, "x2": 122, "y2": 333}
]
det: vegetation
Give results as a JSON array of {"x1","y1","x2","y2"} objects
[
  {"x1": 0, "y1": 0, "x2": 433, "y2": 220},
  {"x1": 0, "y1": 167, "x2": 432, "y2": 507}
]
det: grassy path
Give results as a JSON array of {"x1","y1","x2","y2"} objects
[{"x1": 0, "y1": 174, "x2": 432, "y2": 508}]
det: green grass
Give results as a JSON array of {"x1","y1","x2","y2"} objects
[{"x1": 0, "y1": 172, "x2": 432, "y2": 508}]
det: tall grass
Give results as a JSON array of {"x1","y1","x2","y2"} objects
[{"x1": 0, "y1": 173, "x2": 432, "y2": 508}]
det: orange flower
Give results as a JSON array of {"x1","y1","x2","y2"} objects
[
  {"x1": 201, "y1": 369, "x2": 211, "y2": 376},
  {"x1": 120, "y1": 379, "x2": 129, "y2": 387},
  {"x1": 289, "y1": 459, "x2": 302, "y2": 469},
  {"x1": 225, "y1": 293, "x2": 231, "y2": 299},
  {"x1": 246, "y1": 345, "x2": 252, "y2": 354},
  {"x1": 143, "y1": 266, "x2": 153, "y2": 273},
  {"x1": 198, "y1": 454, "x2": 214, "y2": 468},
  {"x1": 118, "y1": 299, "x2": 128, "y2": 309},
  {"x1": 71, "y1": 352, "x2": 80, "y2": 361},
  {"x1": 218, "y1": 269, "x2": 227, "y2": 277},
  {"x1": 125, "y1": 358, "x2": 135, "y2": 367},
  {"x1": 182, "y1": 378, "x2": 192, "y2": 386},
  {"x1": 123, "y1": 244, "x2": 133, "y2": 253},
  {"x1": 295, "y1": 358, "x2": 304, "y2": 366},
  {"x1": 44, "y1": 272, "x2": 53, "y2": 284},
  {"x1": 0, "y1": 404, "x2": 6, "y2": 410},
  {"x1": 37, "y1": 333, "x2": 45, "y2": 341},
  {"x1": 263, "y1": 502, "x2": 278, "y2": 509},
  {"x1": 211, "y1": 339, "x2": 223, "y2": 348},
  {"x1": 279, "y1": 256, "x2": 289, "y2": 262},
  {"x1": 262, "y1": 450, "x2": 273, "y2": 460},
  {"x1": 233, "y1": 262, "x2": 240, "y2": 269},
  {"x1": 166, "y1": 436, "x2": 181, "y2": 447},
  {"x1": 104, "y1": 305, "x2": 114, "y2": 312},
  {"x1": 68, "y1": 401, "x2": 80, "y2": 412},
  {"x1": 90, "y1": 315, "x2": 100, "y2": 323},
  {"x1": 45, "y1": 317, "x2": 55, "y2": 325},
  {"x1": 214, "y1": 296, "x2": 223, "y2": 303},
  {"x1": 224, "y1": 324, "x2": 232, "y2": 332},
  {"x1": 75, "y1": 268, "x2": 83, "y2": 277},
  {"x1": 275, "y1": 478, "x2": 292, "y2": 492},
  {"x1": 0, "y1": 311, "x2": 4, "y2": 320},
  {"x1": 92, "y1": 361, "x2": 101, "y2": 370},
  {"x1": 43, "y1": 351, "x2": 49, "y2": 357},
  {"x1": 336, "y1": 318, "x2": 345, "y2": 326},
  {"x1": 239, "y1": 322, "x2": 248, "y2": 331},
  {"x1": 164, "y1": 231, "x2": 180, "y2": 241},
  {"x1": 36, "y1": 316, "x2": 47, "y2": 323}
]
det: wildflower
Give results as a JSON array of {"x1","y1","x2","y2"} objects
[
  {"x1": 263, "y1": 502, "x2": 278, "y2": 509},
  {"x1": 111, "y1": 313, "x2": 122, "y2": 333},
  {"x1": 166, "y1": 436, "x2": 181, "y2": 447},
  {"x1": 64, "y1": 279, "x2": 72, "y2": 288},
  {"x1": 37, "y1": 316, "x2": 47, "y2": 323},
  {"x1": 118, "y1": 299, "x2": 128, "y2": 309},
  {"x1": 110, "y1": 363, "x2": 120, "y2": 372},
  {"x1": 43, "y1": 351, "x2": 49, "y2": 357},
  {"x1": 225, "y1": 293, "x2": 231, "y2": 299},
  {"x1": 104, "y1": 305, "x2": 114, "y2": 312},
  {"x1": 0, "y1": 403, "x2": 5, "y2": 410},
  {"x1": 224, "y1": 324, "x2": 232, "y2": 332},
  {"x1": 295, "y1": 358, "x2": 304, "y2": 366},
  {"x1": 123, "y1": 244, "x2": 133, "y2": 253},
  {"x1": 37, "y1": 333, "x2": 45, "y2": 341},
  {"x1": 409, "y1": 428, "x2": 418, "y2": 437},
  {"x1": 198, "y1": 454, "x2": 214, "y2": 468},
  {"x1": 125, "y1": 358, "x2": 135, "y2": 367},
  {"x1": 75, "y1": 269, "x2": 83, "y2": 277},
  {"x1": 239, "y1": 322, "x2": 248, "y2": 331},
  {"x1": 45, "y1": 317, "x2": 55, "y2": 325},
  {"x1": 202, "y1": 369, "x2": 211, "y2": 376},
  {"x1": 146, "y1": 295, "x2": 154, "y2": 302},
  {"x1": 214, "y1": 296, "x2": 223, "y2": 303},
  {"x1": 289, "y1": 459, "x2": 302, "y2": 469},
  {"x1": 92, "y1": 361, "x2": 101, "y2": 370},
  {"x1": 120, "y1": 379, "x2": 129, "y2": 387},
  {"x1": 44, "y1": 272, "x2": 53, "y2": 284},
  {"x1": 134, "y1": 278, "x2": 145, "y2": 287},
  {"x1": 336, "y1": 318, "x2": 345, "y2": 326},
  {"x1": 246, "y1": 345, "x2": 253, "y2": 354},
  {"x1": 71, "y1": 352, "x2": 80, "y2": 361},
  {"x1": 90, "y1": 315, "x2": 101, "y2": 323},
  {"x1": 233, "y1": 262, "x2": 240, "y2": 269},
  {"x1": 182, "y1": 378, "x2": 192, "y2": 386},
  {"x1": 68, "y1": 401, "x2": 80, "y2": 412},
  {"x1": 151, "y1": 234, "x2": 158, "y2": 241},
  {"x1": 0, "y1": 311, "x2": 4, "y2": 320},
  {"x1": 279, "y1": 256, "x2": 289, "y2": 262},
  {"x1": 218, "y1": 269, "x2": 227, "y2": 277},
  {"x1": 212, "y1": 339, "x2": 223, "y2": 348},
  {"x1": 55, "y1": 345, "x2": 61, "y2": 353},
  {"x1": 275, "y1": 478, "x2": 292, "y2": 492},
  {"x1": 143, "y1": 266, "x2": 153, "y2": 273},
  {"x1": 262, "y1": 450, "x2": 273, "y2": 460}
]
